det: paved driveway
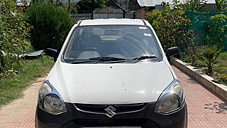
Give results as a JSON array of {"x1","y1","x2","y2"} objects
[
  {"x1": 0, "y1": 66, "x2": 226, "y2": 128},
  {"x1": 172, "y1": 66, "x2": 227, "y2": 128}
]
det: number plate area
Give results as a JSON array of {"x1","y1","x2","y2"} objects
[{"x1": 83, "y1": 127, "x2": 141, "y2": 128}]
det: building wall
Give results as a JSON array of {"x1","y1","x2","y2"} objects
[
  {"x1": 135, "y1": 8, "x2": 146, "y2": 19},
  {"x1": 135, "y1": 8, "x2": 153, "y2": 19}
]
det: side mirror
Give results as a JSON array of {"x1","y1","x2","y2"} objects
[
  {"x1": 45, "y1": 48, "x2": 58, "y2": 62},
  {"x1": 166, "y1": 47, "x2": 180, "y2": 60}
]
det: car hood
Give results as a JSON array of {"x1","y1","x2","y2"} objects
[{"x1": 48, "y1": 61, "x2": 174, "y2": 104}]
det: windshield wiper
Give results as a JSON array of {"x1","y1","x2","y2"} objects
[
  {"x1": 71, "y1": 60, "x2": 97, "y2": 64},
  {"x1": 89, "y1": 57, "x2": 126, "y2": 61},
  {"x1": 133, "y1": 55, "x2": 157, "y2": 61},
  {"x1": 70, "y1": 57, "x2": 126, "y2": 64}
]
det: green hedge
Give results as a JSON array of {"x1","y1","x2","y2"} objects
[{"x1": 26, "y1": 3, "x2": 73, "y2": 51}]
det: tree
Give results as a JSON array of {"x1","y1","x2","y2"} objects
[
  {"x1": 76, "y1": 0, "x2": 109, "y2": 13},
  {"x1": 31, "y1": 0, "x2": 64, "y2": 6}
]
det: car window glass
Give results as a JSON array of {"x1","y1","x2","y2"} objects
[{"x1": 63, "y1": 25, "x2": 162, "y2": 62}]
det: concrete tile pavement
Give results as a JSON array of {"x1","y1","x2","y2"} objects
[
  {"x1": 0, "y1": 76, "x2": 46, "y2": 128},
  {"x1": 172, "y1": 66, "x2": 227, "y2": 128},
  {"x1": 0, "y1": 66, "x2": 226, "y2": 128}
]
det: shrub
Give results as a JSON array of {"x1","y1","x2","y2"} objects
[
  {"x1": 76, "y1": 0, "x2": 109, "y2": 13},
  {"x1": 182, "y1": 0, "x2": 207, "y2": 12},
  {"x1": 145, "y1": 1, "x2": 194, "y2": 52},
  {"x1": 196, "y1": 45, "x2": 223, "y2": 76},
  {"x1": 196, "y1": 14, "x2": 226, "y2": 76},
  {"x1": 205, "y1": 14, "x2": 227, "y2": 47},
  {"x1": 215, "y1": 73, "x2": 227, "y2": 85},
  {"x1": 0, "y1": 0, "x2": 31, "y2": 77},
  {"x1": 26, "y1": 3, "x2": 73, "y2": 51},
  {"x1": 215, "y1": 0, "x2": 227, "y2": 12}
]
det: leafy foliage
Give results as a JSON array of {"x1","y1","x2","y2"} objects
[
  {"x1": 145, "y1": 1, "x2": 194, "y2": 52},
  {"x1": 63, "y1": 0, "x2": 78, "y2": 13},
  {"x1": 146, "y1": 0, "x2": 226, "y2": 84},
  {"x1": 205, "y1": 14, "x2": 227, "y2": 46},
  {"x1": 196, "y1": 45, "x2": 223, "y2": 75},
  {"x1": 31, "y1": 0, "x2": 78, "y2": 14},
  {"x1": 31, "y1": 0, "x2": 64, "y2": 6},
  {"x1": 26, "y1": 3, "x2": 73, "y2": 51},
  {"x1": 214, "y1": 52, "x2": 227, "y2": 85},
  {"x1": 196, "y1": 14, "x2": 226, "y2": 76},
  {"x1": 182, "y1": 0, "x2": 207, "y2": 12},
  {"x1": 76, "y1": 0, "x2": 109, "y2": 13},
  {"x1": 215, "y1": 0, "x2": 227, "y2": 12},
  {"x1": 0, "y1": 0, "x2": 31, "y2": 77}
]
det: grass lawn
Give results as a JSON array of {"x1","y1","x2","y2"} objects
[{"x1": 0, "y1": 56, "x2": 54, "y2": 108}]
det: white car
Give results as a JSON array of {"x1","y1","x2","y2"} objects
[{"x1": 36, "y1": 19, "x2": 187, "y2": 128}]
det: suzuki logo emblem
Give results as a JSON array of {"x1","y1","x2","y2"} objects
[{"x1": 104, "y1": 106, "x2": 116, "y2": 118}]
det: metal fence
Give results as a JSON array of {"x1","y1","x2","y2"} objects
[
  {"x1": 92, "y1": 13, "x2": 134, "y2": 19},
  {"x1": 71, "y1": 13, "x2": 134, "y2": 22},
  {"x1": 184, "y1": 11, "x2": 227, "y2": 51}
]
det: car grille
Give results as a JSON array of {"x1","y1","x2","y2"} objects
[
  {"x1": 74, "y1": 103, "x2": 146, "y2": 113},
  {"x1": 73, "y1": 118, "x2": 150, "y2": 126}
]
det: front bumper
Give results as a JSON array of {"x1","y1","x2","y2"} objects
[{"x1": 36, "y1": 102, "x2": 187, "y2": 128}]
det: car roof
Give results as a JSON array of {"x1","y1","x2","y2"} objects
[{"x1": 79, "y1": 19, "x2": 146, "y2": 26}]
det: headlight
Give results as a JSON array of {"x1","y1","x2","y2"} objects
[
  {"x1": 38, "y1": 81, "x2": 67, "y2": 115},
  {"x1": 155, "y1": 80, "x2": 185, "y2": 115}
]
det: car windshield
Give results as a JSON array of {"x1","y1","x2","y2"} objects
[{"x1": 63, "y1": 25, "x2": 162, "y2": 63}]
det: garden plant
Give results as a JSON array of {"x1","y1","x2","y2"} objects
[
  {"x1": 0, "y1": 0, "x2": 76, "y2": 110},
  {"x1": 145, "y1": 1, "x2": 193, "y2": 52},
  {"x1": 0, "y1": 0, "x2": 31, "y2": 77},
  {"x1": 196, "y1": 14, "x2": 227, "y2": 78},
  {"x1": 146, "y1": 0, "x2": 227, "y2": 85},
  {"x1": 26, "y1": 3, "x2": 73, "y2": 51}
]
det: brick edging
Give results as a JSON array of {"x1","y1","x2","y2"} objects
[{"x1": 170, "y1": 57, "x2": 227, "y2": 101}]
